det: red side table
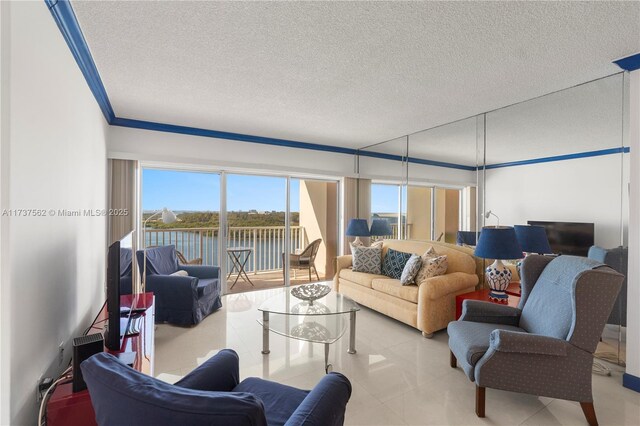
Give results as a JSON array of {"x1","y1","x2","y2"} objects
[{"x1": 456, "y1": 283, "x2": 521, "y2": 319}]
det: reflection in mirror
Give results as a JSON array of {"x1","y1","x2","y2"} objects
[
  {"x1": 407, "y1": 116, "x2": 483, "y2": 245},
  {"x1": 483, "y1": 73, "x2": 628, "y2": 366},
  {"x1": 358, "y1": 136, "x2": 409, "y2": 240}
]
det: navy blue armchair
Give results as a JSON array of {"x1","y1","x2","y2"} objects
[
  {"x1": 82, "y1": 349, "x2": 352, "y2": 426},
  {"x1": 136, "y1": 245, "x2": 222, "y2": 325}
]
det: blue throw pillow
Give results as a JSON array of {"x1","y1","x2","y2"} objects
[{"x1": 382, "y1": 248, "x2": 413, "y2": 280}]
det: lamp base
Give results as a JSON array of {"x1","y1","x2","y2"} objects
[{"x1": 486, "y1": 259, "x2": 512, "y2": 303}]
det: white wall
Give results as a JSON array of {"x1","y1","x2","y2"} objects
[
  {"x1": 109, "y1": 125, "x2": 357, "y2": 178},
  {"x1": 627, "y1": 69, "x2": 640, "y2": 383},
  {"x1": 0, "y1": 2, "x2": 108, "y2": 424},
  {"x1": 485, "y1": 153, "x2": 629, "y2": 249}
]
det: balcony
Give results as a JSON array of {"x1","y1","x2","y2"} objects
[{"x1": 144, "y1": 226, "x2": 326, "y2": 293}]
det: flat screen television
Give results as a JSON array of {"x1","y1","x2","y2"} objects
[
  {"x1": 105, "y1": 231, "x2": 134, "y2": 351},
  {"x1": 527, "y1": 221, "x2": 594, "y2": 256}
]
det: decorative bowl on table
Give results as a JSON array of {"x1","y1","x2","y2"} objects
[{"x1": 291, "y1": 283, "x2": 331, "y2": 305}]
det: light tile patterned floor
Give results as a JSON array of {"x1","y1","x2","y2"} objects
[{"x1": 154, "y1": 286, "x2": 640, "y2": 425}]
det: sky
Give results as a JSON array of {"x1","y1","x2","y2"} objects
[
  {"x1": 142, "y1": 169, "x2": 300, "y2": 212},
  {"x1": 143, "y1": 169, "x2": 400, "y2": 213}
]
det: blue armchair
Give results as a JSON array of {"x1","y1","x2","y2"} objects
[
  {"x1": 447, "y1": 255, "x2": 623, "y2": 425},
  {"x1": 136, "y1": 245, "x2": 222, "y2": 325},
  {"x1": 81, "y1": 349, "x2": 352, "y2": 426}
]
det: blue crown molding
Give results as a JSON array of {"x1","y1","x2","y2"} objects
[
  {"x1": 111, "y1": 117, "x2": 358, "y2": 155},
  {"x1": 45, "y1": 0, "x2": 115, "y2": 123},
  {"x1": 623, "y1": 373, "x2": 640, "y2": 393},
  {"x1": 484, "y1": 147, "x2": 630, "y2": 170},
  {"x1": 614, "y1": 53, "x2": 640, "y2": 72}
]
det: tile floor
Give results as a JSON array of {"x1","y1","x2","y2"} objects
[{"x1": 154, "y1": 287, "x2": 640, "y2": 425}]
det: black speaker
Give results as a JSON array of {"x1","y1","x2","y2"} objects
[{"x1": 72, "y1": 333, "x2": 104, "y2": 392}]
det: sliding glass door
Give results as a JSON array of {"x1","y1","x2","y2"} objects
[
  {"x1": 225, "y1": 174, "x2": 287, "y2": 294},
  {"x1": 141, "y1": 168, "x2": 222, "y2": 269},
  {"x1": 289, "y1": 178, "x2": 340, "y2": 284}
]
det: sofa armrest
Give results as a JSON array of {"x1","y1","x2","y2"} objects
[
  {"x1": 174, "y1": 349, "x2": 240, "y2": 392},
  {"x1": 181, "y1": 265, "x2": 220, "y2": 279},
  {"x1": 489, "y1": 329, "x2": 568, "y2": 356},
  {"x1": 334, "y1": 255, "x2": 353, "y2": 291},
  {"x1": 460, "y1": 300, "x2": 521, "y2": 326},
  {"x1": 420, "y1": 272, "x2": 478, "y2": 301},
  {"x1": 285, "y1": 372, "x2": 352, "y2": 426}
]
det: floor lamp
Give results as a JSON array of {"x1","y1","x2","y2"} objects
[{"x1": 142, "y1": 207, "x2": 177, "y2": 293}]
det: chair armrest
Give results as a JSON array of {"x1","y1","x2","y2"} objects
[
  {"x1": 146, "y1": 275, "x2": 198, "y2": 309},
  {"x1": 420, "y1": 272, "x2": 478, "y2": 300},
  {"x1": 284, "y1": 372, "x2": 352, "y2": 426},
  {"x1": 174, "y1": 349, "x2": 240, "y2": 392},
  {"x1": 490, "y1": 329, "x2": 568, "y2": 356},
  {"x1": 460, "y1": 300, "x2": 521, "y2": 326},
  {"x1": 181, "y1": 265, "x2": 220, "y2": 279}
]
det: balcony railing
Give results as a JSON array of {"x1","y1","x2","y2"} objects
[{"x1": 144, "y1": 226, "x2": 306, "y2": 274}]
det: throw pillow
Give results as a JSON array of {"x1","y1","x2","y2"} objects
[
  {"x1": 382, "y1": 248, "x2": 413, "y2": 280},
  {"x1": 400, "y1": 254, "x2": 422, "y2": 285},
  {"x1": 415, "y1": 255, "x2": 448, "y2": 285},
  {"x1": 170, "y1": 270, "x2": 188, "y2": 276},
  {"x1": 352, "y1": 245, "x2": 382, "y2": 274}
]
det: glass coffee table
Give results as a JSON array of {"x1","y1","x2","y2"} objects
[{"x1": 258, "y1": 288, "x2": 360, "y2": 373}]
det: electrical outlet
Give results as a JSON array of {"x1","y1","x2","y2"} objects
[{"x1": 58, "y1": 341, "x2": 64, "y2": 365}]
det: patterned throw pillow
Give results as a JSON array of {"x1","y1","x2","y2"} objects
[
  {"x1": 415, "y1": 255, "x2": 448, "y2": 285},
  {"x1": 400, "y1": 254, "x2": 423, "y2": 285},
  {"x1": 382, "y1": 248, "x2": 413, "y2": 280},
  {"x1": 352, "y1": 245, "x2": 382, "y2": 274}
]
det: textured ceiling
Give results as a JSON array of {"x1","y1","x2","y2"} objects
[{"x1": 71, "y1": 1, "x2": 640, "y2": 150}]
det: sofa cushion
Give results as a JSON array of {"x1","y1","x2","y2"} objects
[
  {"x1": 447, "y1": 321, "x2": 526, "y2": 366},
  {"x1": 352, "y1": 245, "x2": 382, "y2": 274},
  {"x1": 339, "y1": 269, "x2": 387, "y2": 288},
  {"x1": 382, "y1": 248, "x2": 413, "y2": 279},
  {"x1": 382, "y1": 240, "x2": 476, "y2": 276},
  {"x1": 371, "y1": 278, "x2": 419, "y2": 304}
]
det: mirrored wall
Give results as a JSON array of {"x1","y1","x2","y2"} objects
[
  {"x1": 354, "y1": 72, "x2": 629, "y2": 365},
  {"x1": 483, "y1": 73, "x2": 629, "y2": 366}
]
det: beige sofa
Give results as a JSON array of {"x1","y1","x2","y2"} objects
[{"x1": 334, "y1": 240, "x2": 480, "y2": 337}]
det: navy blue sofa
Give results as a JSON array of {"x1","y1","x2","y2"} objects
[
  {"x1": 136, "y1": 245, "x2": 222, "y2": 325},
  {"x1": 82, "y1": 349, "x2": 352, "y2": 426}
]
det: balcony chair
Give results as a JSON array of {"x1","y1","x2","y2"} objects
[
  {"x1": 81, "y1": 349, "x2": 352, "y2": 426},
  {"x1": 136, "y1": 245, "x2": 222, "y2": 326},
  {"x1": 447, "y1": 255, "x2": 623, "y2": 425},
  {"x1": 283, "y1": 239, "x2": 322, "y2": 282}
]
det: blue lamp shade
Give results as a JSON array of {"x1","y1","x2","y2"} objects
[
  {"x1": 474, "y1": 226, "x2": 523, "y2": 260},
  {"x1": 346, "y1": 219, "x2": 371, "y2": 237},
  {"x1": 370, "y1": 219, "x2": 392, "y2": 237},
  {"x1": 514, "y1": 225, "x2": 552, "y2": 254}
]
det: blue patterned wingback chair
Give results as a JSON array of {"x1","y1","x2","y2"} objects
[
  {"x1": 136, "y1": 245, "x2": 222, "y2": 325},
  {"x1": 447, "y1": 255, "x2": 623, "y2": 426},
  {"x1": 82, "y1": 349, "x2": 352, "y2": 426},
  {"x1": 588, "y1": 245, "x2": 627, "y2": 327}
]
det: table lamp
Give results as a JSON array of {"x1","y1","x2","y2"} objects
[
  {"x1": 369, "y1": 219, "x2": 392, "y2": 241},
  {"x1": 514, "y1": 225, "x2": 552, "y2": 255},
  {"x1": 142, "y1": 207, "x2": 177, "y2": 293},
  {"x1": 474, "y1": 226, "x2": 523, "y2": 302},
  {"x1": 346, "y1": 219, "x2": 370, "y2": 246}
]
